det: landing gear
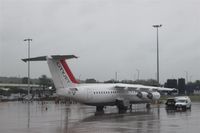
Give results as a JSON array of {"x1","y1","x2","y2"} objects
[
  {"x1": 146, "y1": 103, "x2": 151, "y2": 109},
  {"x1": 117, "y1": 105, "x2": 128, "y2": 113},
  {"x1": 95, "y1": 106, "x2": 104, "y2": 115},
  {"x1": 116, "y1": 100, "x2": 128, "y2": 113},
  {"x1": 96, "y1": 106, "x2": 104, "y2": 112},
  {"x1": 129, "y1": 104, "x2": 132, "y2": 112}
]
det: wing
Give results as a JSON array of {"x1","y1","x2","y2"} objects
[
  {"x1": 113, "y1": 83, "x2": 177, "y2": 92},
  {"x1": 113, "y1": 84, "x2": 142, "y2": 93}
]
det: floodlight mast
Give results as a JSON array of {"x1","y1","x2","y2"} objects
[
  {"x1": 153, "y1": 24, "x2": 162, "y2": 86},
  {"x1": 24, "y1": 38, "x2": 32, "y2": 128}
]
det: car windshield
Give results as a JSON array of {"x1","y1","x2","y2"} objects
[
  {"x1": 168, "y1": 99, "x2": 174, "y2": 101},
  {"x1": 177, "y1": 100, "x2": 186, "y2": 103},
  {"x1": 167, "y1": 99, "x2": 175, "y2": 102}
]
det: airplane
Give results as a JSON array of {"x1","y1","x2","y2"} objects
[{"x1": 22, "y1": 55, "x2": 176, "y2": 113}]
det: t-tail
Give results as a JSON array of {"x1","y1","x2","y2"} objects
[{"x1": 22, "y1": 55, "x2": 79, "y2": 89}]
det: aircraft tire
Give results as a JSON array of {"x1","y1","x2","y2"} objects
[
  {"x1": 96, "y1": 106, "x2": 104, "y2": 112},
  {"x1": 116, "y1": 100, "x2": 128, "y2": 113},
  {"x1": 146, "y1": 103, "x2": 151, "y2": 109}
]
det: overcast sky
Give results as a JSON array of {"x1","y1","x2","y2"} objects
[{"x1": 1, "y1": 0, "x2": 200, "y2": 83}]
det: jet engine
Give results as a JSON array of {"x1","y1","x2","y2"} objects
[
  {"x1": 136, "y1": 91, "x2": 148, "y2": 99},
  {"x1": 137, "y1": 91, "x2": 160, "y2": 100},
  {"x1": 147, "y1": 92, "x2": 160, "y2": 100}
]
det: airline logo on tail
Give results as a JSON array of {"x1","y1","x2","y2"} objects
[
  {"x1": 57, "y1": 61, "x2": 71, "y2": 83},
  {"x1": 59, "y1": 59, "x2": 79, "y2": 84}
]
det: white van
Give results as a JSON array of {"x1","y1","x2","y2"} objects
[{"x1": 175, "y1": 96, "x2": 191, "y2": 111}]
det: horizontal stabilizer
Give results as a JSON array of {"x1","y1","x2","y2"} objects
[{"x1": 22, "y1": 55, "x2": 78, "y2": 62}]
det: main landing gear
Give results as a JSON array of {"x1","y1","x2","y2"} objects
[
  {"x1": 146, "y1": 103, "x2": 151, "y2": 109},
  {"x1": 95, "y1": 106, "x2": 104, "y2": 115},
  {"x1": 116, "y1": 100, "x2": 128, "y2": 113},
  {"x1": 96, "y1": 106, "x2": 104, "y2": 112},
  {"x1": 117, "y1": 105, "x2": 128, "y2": 114}
]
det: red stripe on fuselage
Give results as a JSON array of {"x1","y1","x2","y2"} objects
[{"x1": 60, "y1": 60, "x2": 79, "y2": 84}]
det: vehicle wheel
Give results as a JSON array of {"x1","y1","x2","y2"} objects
[
  {"x1": 96, "y1": 106, "x2": 104, "y2": 112},
  {"x1": 182, "y1": 106, "x2": 187, "y2": 111}
]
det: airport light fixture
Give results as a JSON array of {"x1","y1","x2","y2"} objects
[
  {"x1": 24, "y1": 38, "x2": 32, "y2": 99},
  {"x1": 24, "y1": 38, "x2": 32, "y2": 128},
  {"x1": 190, "y1": 75, "x2": 192, "y2": 83},
  {"x1": 136, "y1": 69, "x2": 140, "y2": 80},
  {"x1": 153, "y1": 24, "x2": 162, "y2": 85},
  {"x1": 185, "y1": 71, "x2": 188, "y2": 84},
  {"x1": 115, "y1": 72, "x2": 117, "y2": 81}
]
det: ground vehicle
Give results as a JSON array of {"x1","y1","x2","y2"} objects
[
  {"x1": 165, "y1": 97, "x2": 176, "y2": 110},
  {"x1": 175, "y1": 96, "x2": 191, "y2": 111},
  {"x1": 166, "y1": 96, "x2": 191, "y2": 111}
]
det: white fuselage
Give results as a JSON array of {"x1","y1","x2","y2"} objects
[{"x1": 57, "y1": 83, "x2": 160, "y2": 106}]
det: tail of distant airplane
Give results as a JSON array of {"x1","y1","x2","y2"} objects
[
  {"x1": 22, "y1": 55, "x2": 79, "y2": 89},
  {"x1": 47, "y1": 57, "x2": 79, "y2": 88}
]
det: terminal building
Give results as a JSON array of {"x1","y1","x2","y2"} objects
[{"x1": 165, "y1": 78, "x2": 200, "y2": 95}]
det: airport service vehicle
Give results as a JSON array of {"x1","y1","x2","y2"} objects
[
  {"x1": 165, "y1": 97, "x2": 176, "y2": 110},
  {"x1": 22, "y1": 55, "x2": 176, "y2": 113},
  {"x1": 175, "y1": 96, "x2": 191, "y2": 111},
  {"x1": 166, "y1": 96, "x2": 191, "y2": 111}
]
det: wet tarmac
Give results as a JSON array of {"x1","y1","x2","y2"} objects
[{"x1": 0, "y1": 101, "x2": 200, "y2": 133}]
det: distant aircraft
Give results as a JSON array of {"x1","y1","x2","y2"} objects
[{"x1": 22, "y1": 55, "x2": 176, "y2": 113}]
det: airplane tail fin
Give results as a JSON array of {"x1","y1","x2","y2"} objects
[{"x1": 22, "y1": 55, "x2": 79, "y2": 89}]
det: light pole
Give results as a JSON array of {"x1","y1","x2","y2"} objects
[
  {"x1": 185, "y1": 71, "x2": 188, "y2": 84},
  {"x1": 115, "y1": 72, "x2": 118, "y2": 81},
  {"x1": 24, "y1": 38, "x2": 32, "y2": 99},
  {"x1": 153, "y1": 24, "x2": 162, "y2": 86},
  {"x1": 24, "y1": 38, "x2": 32, "y2": 128},
  {"x1": 190, "y1": 75, "x2": 192, "y2": 83},
  {"x1": 136, "y1": 69, "x2": 140, "y2": 80}
]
